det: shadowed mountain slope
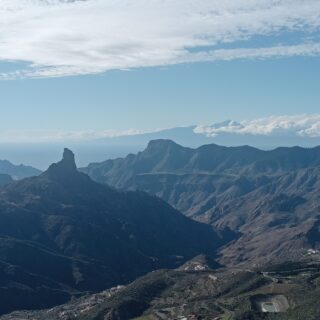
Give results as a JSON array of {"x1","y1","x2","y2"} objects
[{"x1": 0, "y1": 148, "x2": 223, "y2": 315}]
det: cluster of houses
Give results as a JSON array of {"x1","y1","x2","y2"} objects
[{"x1": 307, "y1": 248, "x2": 319, "y2": 255}]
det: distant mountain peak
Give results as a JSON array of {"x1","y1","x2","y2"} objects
[
  {"x1": 146, "y1": 139, "x2": 182, "y2": 152},
  {"x1": 210, "y1": 119, "x2": 241, "y2": 128},
  {"x1": 147, "y1": 139, "x2": 178, "y2": 147},
  {"x1": 45, "y1": 148, "x2": 77, "y2": 179}
]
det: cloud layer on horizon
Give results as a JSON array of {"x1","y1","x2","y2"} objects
[
  {"x1": 1, "y1": 114, "x2": 320, "y2": 143},
  {"x1": 194, "y1": 114, "x2": 320, "y2": 138},
  {"x1": 0, "y1": 0, "x2": 320, "y2": 78}
]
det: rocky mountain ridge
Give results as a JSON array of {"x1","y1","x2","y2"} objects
[{"x1": 82, "y1": 140, "x2": 320, "y2": 266}]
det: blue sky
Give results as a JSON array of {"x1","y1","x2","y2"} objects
[
  {"x1": 0, "y1": 0, "x2": 320, "y2": 143},
  {"x1": 1, "y1": 57, "x2": 319, "y2": 133}
]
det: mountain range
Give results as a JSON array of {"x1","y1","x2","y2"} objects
[
  {"x1": 2, "y1": 119, "x2": 320, "y2": 170},
  {"x1": 82, "y1": 139, "x2": 320, "y2": 267},
  {"x1": 1, "y1": 141, "x2": 320, "y2": 318},
  {"x1": 0, "y1": 159, "x2": 41, "y2": 179},
  {"x1": 0, "y1": 148, "x2": 223, "y2": 315}
]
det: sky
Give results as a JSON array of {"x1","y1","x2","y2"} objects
[{"x1": 0, "y1": 0, "x2": 320, "y2": 143}]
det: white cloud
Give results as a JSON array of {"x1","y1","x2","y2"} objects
[
  {"x1": 0, "y1": 0, "x2": 320, "y2": 78},
  {"x1": 194, "y1": 114, "x2": 320, "y2": 138}
]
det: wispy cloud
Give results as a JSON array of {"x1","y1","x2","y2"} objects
[
  {"x1": 194, "y1": 114, "x2": 320, "y2": 138},
  {"x1": 0, "y1": 128, "x2": 144, "y2": 143},
  {"x1": 0, "y1": 0, "x2": 320, "y2": 78}
]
